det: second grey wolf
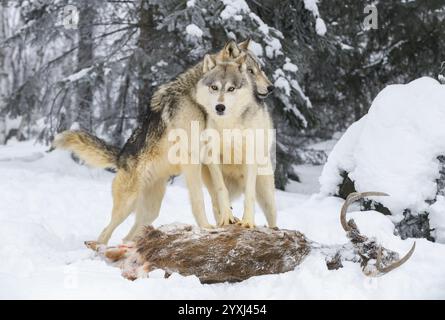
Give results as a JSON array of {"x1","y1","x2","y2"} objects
[
  {"x1": 53, "y1": 40, "x2": 275, "y2": 244},
  {"x1": 197, "y1": 52, "x2": 277, "y2": 228}
]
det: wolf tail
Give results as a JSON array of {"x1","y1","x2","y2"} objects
[{"x1": 53, "y1": 130, "x2": 119, "y2": 169}]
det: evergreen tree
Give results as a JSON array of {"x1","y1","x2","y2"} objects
[
  {"x1": 0, "y1": 0, "x2": 323, "y2": 188},
  {"x1": 2, "y1": 0, "x2": 442, "y2": 188},
  {"x1": 308, "y1": 0, "x2": 445, "y2": 136}
]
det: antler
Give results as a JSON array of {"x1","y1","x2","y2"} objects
[
  {"x1": 376, "y1": 242, "x2": 416, "y2": 274},
  {"x1": 340, "y1": 192, "x2": 416, "y2": 276},
  {"x1": 340, "y1": 192, "x2": 389, "y2": 231}
]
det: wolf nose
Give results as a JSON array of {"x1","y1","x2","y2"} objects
[
  {"x1": 215, "y1": 104, "x2": 226, "y2": 114},
  {"x1": 267, "y1": 85, "x2": 275, "y2": 93}
]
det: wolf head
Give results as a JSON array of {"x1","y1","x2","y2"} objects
[
  {"x1": 196, "y1": 53, "x2": 255, "y2": 118},
  {"x1": 215, "y1": 40, "x2": 274, "y2": 98}
]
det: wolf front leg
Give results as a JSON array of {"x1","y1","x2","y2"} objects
[
  {"x1": 206, "y1": 163, "x2": 236, "y2": 226},
  {"x1": 256, "y1": 174, "x2": 277, "y2": 228},
  {"x1": 182, "y1": 164, "x2": 213, "y2": 228},
  {"x1": 238, "y1": 164, "x2": 258, "y2": 228},
  {"x1": 202, "y1": 165, "x2": 222, "y2": 224}
]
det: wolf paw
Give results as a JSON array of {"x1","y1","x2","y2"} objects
[
  {"x1": 218, "y1": 211, "x2": 239, "y2": 226},
  {"x1": 236, "y1": 219, "x2": 255, "y2": 229},
  {"x1": 229, "y1": 215, "x2": 240, "y2": 224},
  {"x1": 84, "y1": 240, "x2": 100, "y2": 251},
  {"x1": 119, "y1": 242, "x2": 136, "y2": 249},
  {"x1": 201, "y1": 223, "x2": 216, "y2": 229}
]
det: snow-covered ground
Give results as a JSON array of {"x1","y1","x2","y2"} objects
[{"x1": 1, "y1": 139, "x2": 444, "y2": 299}]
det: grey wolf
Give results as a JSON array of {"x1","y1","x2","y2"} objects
[
  {"x1": 53, "y1": 40, "x2": 275, "y2": 244},
  {"x1": 196, "y1": 51, "x2": 277, "y2": 228}
]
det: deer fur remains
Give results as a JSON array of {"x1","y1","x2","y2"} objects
[{"x1": 85, "y1": 192, "x2": 415, "y2": 283}]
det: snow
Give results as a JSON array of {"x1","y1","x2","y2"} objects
[
  {"x1": 303, "y1": 0, "x2": 320, "y2": 15},
  {"x1": 220, "y1": 0, "x2": 249, "y2": 21},
  {"x1": 157, "y1": 60, "x2": 168, "y2": 67},
  {"x1": 273, "y1": 70, "x2": 310, "y2": 125},
  {"x1": 248, "y1": 40, "x2": 263, "y2": 57},
  {"x1": 291, "y1": 79, "x2": 312, "y2": 108},
  {"x1": 430, "y1": 196, "x2": 445, "y2": 243},
  {"x1": 273, "y1": 68, "x2": 312, "y2": 110},
  {"x1": 340, "y1": 42, "x2": 354, "y2": 50},
  {"x1": 303, "y1": 0, "x2": 327, "y2": 36},
  {"x1": 62, "y1": 67, "x2": 93, "y2": 83},
  {"x1": 274, "y1": 76, "x2": 291, "y2": 96},
  {"x1": 150, "y1": 60, "x2": 169, "y2": 73},
  {"x1": 248, "y1": 12, "x2": 268, "y2": 36},
  {"x1": 185, "y1": 24, "x2": 203, "y2": 38},
  {"x1": 315, "y1": 18, "x2": 327, "y2": 36},
  {"x1": 320, "y1": 77, "x2": 445, "y2": 239},
  {"x1": 283, "y1": 58, "x2": 298, "y2": 73},
  {"x1": 286, "y1": 165, "x2": 323, "y2": 195},
  {"x1": 221, "y1": 3, "x2": 284, "y2": 62},
  {"x1": 244, "y1": 12, "x2": 284, "y2": 59},
  {"x1": 265, "y1": 39, "x2": 282, "y2": 59},
  {"x1": 286, "y1": 137, "x2": 340, "y2": 195},
  {"x1": 1, "y1": 139, "x2": 445, "y2": 299},
  {"x1": 3, "y1": 115, "x2": 22, "y2": 134},
  {"x1": 320, "y1": 118, "x2": 366, "y2": 195},
  {"x1": 310, "y1": 134, "x2": 341, "y2": 153}
]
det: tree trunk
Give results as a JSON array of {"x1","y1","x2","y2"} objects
[
  {"x1": 0, "y1": 5, "x2": 8, "y2": 143},
  {"x1": 75, "y1": 1, "x2": 95, "y2": 132},
  {"x1": 136, "y1": 0, "x2": 157, "y2": 124}
]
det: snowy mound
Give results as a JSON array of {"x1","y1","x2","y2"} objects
[{"x1": 320, "y1": 77, "x2": 445, "y2": 240}]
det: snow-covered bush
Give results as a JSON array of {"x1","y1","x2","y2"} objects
[{"x1": 320, "y1": 77, "x2": 445, "y2": 242}]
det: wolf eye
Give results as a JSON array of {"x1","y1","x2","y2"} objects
[
  {"x1": 227, "y1": 86, "x2": 235, "y2": 92},
  {"x1": 248, "y1": 68, "x2": 255, "y2": 74},
  {"x1": 210, "y1": 85, "x2": 218, "y2": 91}
]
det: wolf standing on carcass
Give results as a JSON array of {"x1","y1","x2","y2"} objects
[
  {"x1": 197, "y1": 50, "x2": 277, "y2": 228},
  {"x1": 53, "y1": 40, "x2": 276, "y2": 244}
]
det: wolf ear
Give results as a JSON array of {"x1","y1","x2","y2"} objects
[
  {"x1": 203, "y1": 54, "x2": 216, "y2": 73},
  {"x1": 221, "y1": 40, "x2": 241, "y2": 59},
  {"x1": 238, "y1": 38, "x2": 251, "y2": 51},
  {"x1": 235, "y1": 54, "x2": 247, "y2": 72}
]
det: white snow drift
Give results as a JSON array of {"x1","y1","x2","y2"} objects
[{"x1": 320, "y1": 77, "x2": 445, "y2": 241}]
